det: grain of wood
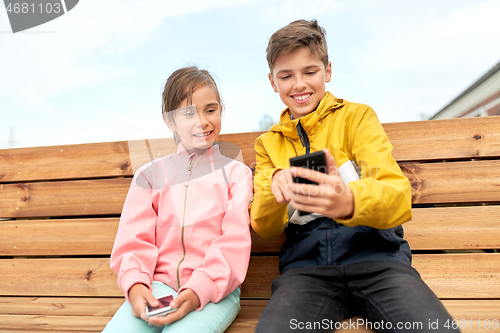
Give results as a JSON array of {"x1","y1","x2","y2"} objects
[
  {"x1": 2, "y1": 116, "x2": 499, "y2": 183},
  {"x1": 0, "y1": 178, "x2": 131, "y2": 218},
  {"x1": 0, "y1": 218, "x2": 119, "y2": 256},
  {"x1": 1, "y1": 254, "x2": 499, "y2": 299}
]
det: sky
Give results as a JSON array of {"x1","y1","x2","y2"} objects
[{"x1": 1, "y1": 0, "x2": 500, "y2": 149}]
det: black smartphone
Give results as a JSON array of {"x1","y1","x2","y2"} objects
[
  {"x1": 145, "y1": 294, "x2": 177, "y2": 318},
  {"x1": 289, "y1": 151, "x2": 327, "y2": 215}
]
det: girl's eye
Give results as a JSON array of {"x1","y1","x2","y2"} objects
[
  {"x1": 184, "y1": 111, "x2": 196, "y2": 117},
  {"x1": 206, "y1": 108, "x2": 216, "y2": 114}
]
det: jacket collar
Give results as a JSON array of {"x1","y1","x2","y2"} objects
[
  {"x1": 176, "y1": 142, "x2": 221, "y2": 157},
  {"x1": 270, "y1": 92, "x2": 345, "y2": 140}
]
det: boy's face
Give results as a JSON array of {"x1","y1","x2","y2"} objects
[{"x1": 269, "y1": 47, "x2": 332, "y2": 119}]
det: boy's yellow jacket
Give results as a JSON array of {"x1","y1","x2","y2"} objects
[{"x1": 251, "y1": 92, "x2": 412, "y2": 240}]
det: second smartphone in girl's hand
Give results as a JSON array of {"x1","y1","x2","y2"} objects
[{"x1": 145, "y1": 294, "x2": 178, "y2": 318}]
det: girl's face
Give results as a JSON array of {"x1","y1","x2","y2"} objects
[{"x1": 165, "y1": 84, "x2": 222, "y2": 154}]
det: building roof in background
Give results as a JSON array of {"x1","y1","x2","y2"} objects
[{"x1": 432, "y1": 60, "x2": 500, "y2": 119}]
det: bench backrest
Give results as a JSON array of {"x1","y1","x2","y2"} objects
[{"x1": 1, "y1": 116, "x2": 500, "y2": 302}]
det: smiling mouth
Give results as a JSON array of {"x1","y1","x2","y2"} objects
[
  {"x1": 292, "y1": 93, "x2": 312, "y2": 101},
  {"x1": 193, "y1": 131, "x2": 212, "y2": 137}
]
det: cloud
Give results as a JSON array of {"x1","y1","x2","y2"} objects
[
  {"x1": 0, "y1": 0, "x2": 260, "y2": 148},
  {"x1": 339, "y1": 0, "x2": 500, "y2": 122},
  {"x1": 0, "y1": 0, "x2": 255, "y2": 104},
  {"x1": 2, "y1": 0, "x2": 499, "y2": 148}
]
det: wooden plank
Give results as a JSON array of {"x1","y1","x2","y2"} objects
[
  {"x1": 0, "y1": 178, "x2": 131, "y2": 218},
  {"x1": 241, "y1": 257, "x2": 279, "y2": 298},
  {"x1": 0, "y1": 218, "x2": 119, "y2": 256},
  {"x1": 0, "y1": 220, "x2": 278, "y2": 257},
  {"x1": 0, "y1": 297, "x2": 123, "y2": 316},
  {"x1": 2, "y1": 117, "x2": 499, "y2": 184},
  {"x1": 0, "y1": 206, "x2": 498, "y2": 257},
  {"x1": 250, "y1": 205, "x2": 500, "y2": 253},
  {"x1": 0, "y1": 298, "x2": 498, "y2": 332},
  {"x1": 0, "y1": 141, "x2": 134, "y2": 183},
  {"x1": 0, "y1": 258, "x2": 122, "y2": 297},
  {"x1": 251, "y1": 230, "x2": 286, "y2": 254},
  {"x1": 413, "y1": 253, "x2": 500, "y2": 299},
  {"x1": 218, "y1": 132, "x2": 264, "y2": 170},
  {"x1": 405, "y1": 206, "x2": 500, "y2": 250},
  {"x1": 0, "y1": 330, "x2": 100, "y2": 333},
  {"x1": 0, "y1": 314, "x2": 111, "y2": 331},
  {"x1": 384, "y1": 116, "x2": 500, "y2": 162},
  {"x1": 229, "y1": 300, "x2": 500, "y2": 333},
  {"x1": 443, "y1": 301, "x2": 500, "y2": 333},
  {"x1": 243, "y1": 254, "x2": 500, "y2": 299},
  {"x1": 1, "y1": 254, "x2": 499, "y2": 299},
  {"x1": 0, "y1": 330, "x2": 102, "y2": 333},
  {"x1": 2, "y1": 205, "x2": 497, "y2": 257},
  {"x1": 401, "y1": 160, "x2": 500, "y2": 204},
  {"x1": 0, "y1": 136, "x2": 254, "y2": 183},
  {"x1": 2, "y1": 159, "x2": 498, "y2": 218}
]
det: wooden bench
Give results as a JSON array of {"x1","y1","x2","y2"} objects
[{"x1": 1, "y1": 116, "x2": 500, "y2": 332}]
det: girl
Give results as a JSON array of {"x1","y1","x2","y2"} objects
[{"x1": 103, "y1": 66, "x2": 253, "y2": 333}]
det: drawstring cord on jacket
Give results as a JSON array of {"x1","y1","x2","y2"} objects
[{"x1": 296, "y1": 120, "x2": 310, "y2": 155}]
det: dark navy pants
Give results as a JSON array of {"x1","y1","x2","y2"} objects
[{"x1": 255, "y1": 261, "x2": 460, "y2": 333}]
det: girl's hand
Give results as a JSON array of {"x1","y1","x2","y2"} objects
[
  {"x1": 271, "y1": 169, "x2": 293, "y2": 203},
  {"x1": 128, "y1": 283, "x2": 159, "y2": 322},
  {"x1": 148, "y1": 288, "x2": 201, "y2": 327},
  {"x1": 287, "y1": 149, "x2": 354, "y2": 220}
]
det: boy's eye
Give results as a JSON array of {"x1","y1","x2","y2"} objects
[
  {"x1": 306, "y1": 71, "x2": 316, "y2": 75},
  {"x1": 280, "y1": 75, "x2": 291, "y2": 80},
  {"x1": 206, "y1": 108, "x2": 216, "y2": 114},
  {"x1": 184, "y1": 111, "x2": 196, "y2": 117}
]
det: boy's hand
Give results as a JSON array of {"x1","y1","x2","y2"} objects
[
  {"x1": 271, "y1": 169, "x2": 293, "y2": 203},
  {"x1": 148, "y1": 288, "x2": 200, "y2": 327},
  {"x1": 287, "y1": 149, "x2": 354, "y2": 219},
  {"x1": 128, "y1": 283, "x2": 159, "y2": 322}
]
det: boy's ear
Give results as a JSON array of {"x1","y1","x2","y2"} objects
[
  {"x1": 325, "y1": 62, "x2": 332, "y2": 83},
  {"x1": 268, "y1": 73, "x2": 279, "y2": 93}
]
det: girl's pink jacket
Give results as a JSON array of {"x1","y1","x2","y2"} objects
[{"x1": 110, "y1": 143, "x2": 253, "y2": 309}]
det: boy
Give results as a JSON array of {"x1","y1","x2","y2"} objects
[{"x1": 251, "y1": 19, "x2": 459, "y2": 333}]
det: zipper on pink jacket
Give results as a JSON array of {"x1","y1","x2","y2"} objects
[{"x1": 175, "y1": 155, "x2": 197, "y2": 290}]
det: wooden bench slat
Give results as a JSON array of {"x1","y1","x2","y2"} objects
[
  {"x1": 414, "y1": 253, "x2": 500, "y2": 298},
  {"x1": 0, "y1": 218, "x2": 119, "y2": 256},
  {"x1": 2, "y1": 160, "x2": 499, "y2": 218},
  {"x1": 384, "y1": 116, "x2": 500, "y2": 162},
  {"x1": 0, "y1": 178, "x2": 130, "y2": 218},
  {"x1": 230, "y1": 300, "x2": 500, "y2": 333},
  {"x1": 405, "y1": 205, "x2": 500, "y2": 250},
  {"x1": 0, "y1": 137, "x2": 246, "y2": 183},
  {"x1": 3, "y1": 205, "x2": 498, "y2": 257},
  {"x1": 401, "y1": 159, "x2": 500, "y2": 204},
  {"x1": 0, "y1": 141, "x2": 135, "y2": 183},
  {"x1": 0, "y1": 297, "x2": 123, "y2": 316},
  {"x1": 0, "y1": 258, "x2": 122, "y2": 297},
  {"x1": 250, "y1": 206, "x2": 500, "y2": 253},
  {"x1": 0, "y1": 314, "x2": 110, "y2": 331},
  {"x1": 0, "y1": 298, "x2": 498, "y2": 332},
  {"x1": 2, "y1": 117, "x2": 500, "y2": 184},
  {"x1": 1, "y1": 254, "x2": 499, "y2": 299},
  {"x1": 0, "y1": 329, "x2": 101, "y2": 333}
]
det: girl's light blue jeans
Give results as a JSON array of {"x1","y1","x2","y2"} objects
[{"x1": 102, "y1": 281, "x2": 241, "y2": 333}]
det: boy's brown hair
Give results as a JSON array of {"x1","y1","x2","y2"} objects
[{"x1": 266, "y1": 19, "x2": 328, "y2": 74}]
